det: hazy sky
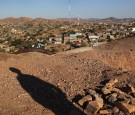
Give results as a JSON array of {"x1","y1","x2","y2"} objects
[{"x1": 0, "y1": 0, "x2": 135, "y2": 19}]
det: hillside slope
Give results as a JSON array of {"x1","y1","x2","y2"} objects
[{"x1": 0, "y1": 38, "x2": 135, "y2": 114}]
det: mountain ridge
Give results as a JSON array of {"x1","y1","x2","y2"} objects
[{"x1": 0, "y1": 17, "x2": 135, "y2": 23}]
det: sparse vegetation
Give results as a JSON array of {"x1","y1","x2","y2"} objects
[{"x1": 0, "y1": 48, "x2": 6, "y2": 52}]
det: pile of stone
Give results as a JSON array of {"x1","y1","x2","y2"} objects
[{"x1": 74, "y1": 79, "x2": 135, "y2": 115}]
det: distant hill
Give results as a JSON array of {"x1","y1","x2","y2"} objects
[
  {"x1": 0, "y1": 17, "x2": 63, "y2": 25},
  {"x1": 57, "y1": 17, "x2": 135, "y2": 23},
  {"x1": 0, "y1": 17, "x2": 135, "y2": 24}
]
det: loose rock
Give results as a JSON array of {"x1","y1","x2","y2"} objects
[
  {"x1": 131, "y1": 98, "x2": 135, "y2": 105},
  {"x1": 78, "y1": 95, "x2": 92, "y2": 106},
  {"x1": 99, "y1": 110, "x2": 110, "y2": 115},
  {"x1": 86, "y1": 101, "x2": 101, "y2": 115},
  {"x1": 116, "y1": 102, "x2": 135, "y2": 114},
  {"x1": 128, "y1": 84, "x2": 135, "y2": 94},
  {"x1": 108, "y1": 93, "x2": 117, "y2": 103},
  {"x1": 112, "y1": 107, "x2": 119, "y2": 113}
]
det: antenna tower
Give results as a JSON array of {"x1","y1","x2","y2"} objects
[
  {"x1": 69, "y1": 0, "x2": 71, "y2": 22},
  {"x1": 78, "y1": 13, "x2": 80, "y2": 26}
]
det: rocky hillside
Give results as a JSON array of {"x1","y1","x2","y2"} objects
[{"x1": 0, "y1": 38, "x2": 135, "y2": 114}]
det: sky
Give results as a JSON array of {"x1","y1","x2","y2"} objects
[{"x1": 0, "y1": 0, "x2": 135, "y2": 19}]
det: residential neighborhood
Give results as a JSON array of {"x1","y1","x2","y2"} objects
[{"x1": 0, "y1": 17, "x2": 135, "y2": 54}]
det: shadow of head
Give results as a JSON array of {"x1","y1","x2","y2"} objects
[{"x1": 9, "y1": 67, "x2": 21, "y2": 75}]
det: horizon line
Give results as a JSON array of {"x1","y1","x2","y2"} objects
[{"x1": 0, "y1": 16, "x2": 135, "y2": 20}]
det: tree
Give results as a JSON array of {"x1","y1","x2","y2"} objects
[{"x1": 67, "y1": 30, "x2": 76, "y2": 34}]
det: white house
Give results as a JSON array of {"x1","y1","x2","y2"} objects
[
  {"x1": 89, "y1": 36, "x2": 99, "y2": 41},
  {"x1": 89, "y1": 36, "x2": 99, "y2": 46}
]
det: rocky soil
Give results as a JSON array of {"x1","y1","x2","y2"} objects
[{"x1": 0, "y1": 38, "x2": 135, "y2": 115}]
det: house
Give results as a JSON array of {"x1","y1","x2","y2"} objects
[
  {"x1": 89, "y1": 36, "x2": 99, "y2": 41},
  {"x1": 49, "y1": 37, "x2": 62, "y2": 44},
  {"x1": 89, "y1": 36, "x2": 99, "y2": 46},
  {"x1": 70, "y1": 34, "x2": 77, "y2": 39}
]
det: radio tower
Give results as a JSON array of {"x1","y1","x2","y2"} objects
[
  {"x1": 77, "y1": 13, "x2": 80, "y2": 26},
  {"x1": 68, "y1": 0, "x2": 71, "y2": 22}
]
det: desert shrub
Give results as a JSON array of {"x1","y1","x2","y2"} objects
[
  {"x1": 81, "y1": 42, "x2": 87, "y2": 47},
  {"x1": 65, "y1": 40, "x2": 72, "y2": 44},
  {"x1": 0, "y1": 48, "x2": 6, "y2": 52},
  {"x1": 107, "y1": 35, "x2": 113, "y2": 42},
  {"x1": 51, "y1": 47, "x2": 59, "y2": 53},
  {"x1": 77, "y1": 35, "x2": 84, "y2": 38},
  {"x1": 22, "y1": 42, "x2": 32, "y2": 49},
  {"x1": 67, "y1": 30, "x2": 76, "y2": 34},
  {"x1": 0, "y1": 39, "x2": 5, "y2": 43},
  {"x1": 11, "y1": 39, "x2": 23, "y2": 47}
]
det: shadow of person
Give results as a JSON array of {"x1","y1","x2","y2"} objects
[{"x1": 9, "y1": 67, "x2": 83, "y2": 115}]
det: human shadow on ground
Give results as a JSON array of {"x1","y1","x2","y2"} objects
[{"x1": 9, "y1": 67, "x2": 84, "y2": 115}]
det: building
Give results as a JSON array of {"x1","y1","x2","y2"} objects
[{"x1": 89, "y1": 36, "x2": 99, "y2": 46}]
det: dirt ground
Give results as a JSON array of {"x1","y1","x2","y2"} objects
[{"x1": 0, "y1": 38, "x2": 135, "y2": 115}]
